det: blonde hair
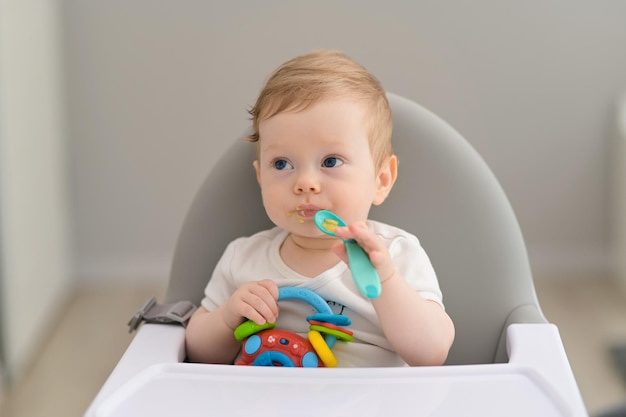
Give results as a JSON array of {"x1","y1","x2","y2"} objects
[{"x1": 248, "y1": 49, "x2": 393, "y2": 170}]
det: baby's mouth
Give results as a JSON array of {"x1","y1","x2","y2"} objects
[{"x1": 289, "y1": 204, "x2": 321, "y2": 220}]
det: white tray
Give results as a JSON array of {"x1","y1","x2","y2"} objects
[{"x1": 94, "y1": 362, "x2": 572, "y2": 417}]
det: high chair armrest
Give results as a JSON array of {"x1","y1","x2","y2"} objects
[
  {"x1": 85, "y1": 324, "x2": 186, "y2": 416},
  {"x1": 506, "y1": 323, "x2": 587, "y2": 415}
]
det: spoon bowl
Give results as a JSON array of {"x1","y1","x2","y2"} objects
[{"x1": 314, "y1": 210, "x2": 346, "y2": 237}]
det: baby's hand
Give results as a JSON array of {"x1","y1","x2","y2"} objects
[
  {"x1": 332, "y1": 222, "x2": 396, "y2": 283},
  {"x1": 222, "y1": 280, "x2": 279, "y2": 330}
]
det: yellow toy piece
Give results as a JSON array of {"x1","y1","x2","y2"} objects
[{"x1": 308, "y1": 330, "x2": 337, "y2": 368}]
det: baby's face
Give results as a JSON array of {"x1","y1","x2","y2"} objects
[{"x1": 253, "y1": 98, "x2": 389, "y2": 238}]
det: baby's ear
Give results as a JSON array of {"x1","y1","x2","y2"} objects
[
  {"x1": 253, "y1": 160, "x2": 261, "y2": 186},
  {"x1": 373, "y1": 155, "x2": 398, "y2": 205}
]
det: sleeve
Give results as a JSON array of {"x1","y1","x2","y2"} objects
[
  {"x1": 200, "y1": 239, "x2": 240, "y2": 312},
  {"x1": 389, "y1": 234, "x2": 445, "y2": 309}
]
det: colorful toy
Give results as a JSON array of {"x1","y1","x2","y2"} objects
[
  {"x1": 234, "y1": 287, "x2": 351, "y2": 367},
  {"x1": 314, "y1": 210, "x2": 382, "y2": 299}
]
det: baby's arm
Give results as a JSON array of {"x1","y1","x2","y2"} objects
[
  {"x1": 333, "y1": 223, "x2": 455, "y2": 366},
  {"x1": 185, "y1": 279, "x2": 279, "y2": 364}
]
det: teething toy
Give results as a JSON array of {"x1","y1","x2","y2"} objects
[
  {"x1": 234, "y1": 287, "x2": 351, "y2": 367},
  {"x1": 309, "y1": 325, "x2": 354, "y2": 342},
  {"x1": 308, "y1": 330, "x2": 337, "y2": 367},
  {"x1": 306, "y1": 313, "x2": 351, "y2": 326},
  {"x1": 314, "y1": 210, "x2": 382, "y2": 299},
  {"x1": 234, "y1": 321, "x2": 276, "y2": 342}
]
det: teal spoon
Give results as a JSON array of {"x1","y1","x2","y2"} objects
[{"x1": 314, "y1": 210, "x2": 381, "y2": 299}]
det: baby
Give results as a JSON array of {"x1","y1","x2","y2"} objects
[{"x1": 185, "y1": 49, "x2": 454, "y2": 367}]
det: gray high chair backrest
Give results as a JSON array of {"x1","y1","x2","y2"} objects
[{"x1": 166, "y1": 93, "x2": 546, "y2": 365}]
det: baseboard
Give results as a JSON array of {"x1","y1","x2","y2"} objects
[{"x1": 528, "y1": 244, "x2": 626, "y2": 299}]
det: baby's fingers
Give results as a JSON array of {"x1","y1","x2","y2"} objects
[
  {"x1": 257, "y1": 279, "x2": 280, "y2": 302},
  {"x1": 246, "y1": 285, "x2": 279, "y2": 324},
  {"x1": 229, "y1": 281, "x2": 279, "y2": 326},
  {"x1": 331, "y1": 241, "x2": 348, "y2": 264},
  {"x1": 336, "y1": 223, "x2": 395, "y2": 278},
  {"x1": 346, "y1": 223, "x2": 387, "y2": 255}
]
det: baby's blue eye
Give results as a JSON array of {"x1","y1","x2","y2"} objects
[
  {"x1": 322, "y1": 156, "x2": 343, "y2": 168},
  {"x1": 273, "y1": 159, "x2": 293, "y2": 170}
]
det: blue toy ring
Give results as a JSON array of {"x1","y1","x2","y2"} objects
[{"x1": 277, "y1": 287, "x2": 333, "y2": 314}]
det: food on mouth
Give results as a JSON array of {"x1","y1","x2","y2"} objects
[{"x1": 287, "y1": 211, "x2": 305, "y2": 223}]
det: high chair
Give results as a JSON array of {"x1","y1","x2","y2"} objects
[{"x1": 85, "y1": 93, "x2": 589, "y2": 416}]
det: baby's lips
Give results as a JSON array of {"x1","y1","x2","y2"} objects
[{"x1": 294, "y1": 204, "x2": 322, "y2": 218}]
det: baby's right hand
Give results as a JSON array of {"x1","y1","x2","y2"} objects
[{"x1": 221, "y1": 279, "x2": 279, "y2": 330}]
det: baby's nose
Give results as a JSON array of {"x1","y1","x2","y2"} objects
[{"x1": 294, "y1": 172, "x2": 321, "y2": 194}]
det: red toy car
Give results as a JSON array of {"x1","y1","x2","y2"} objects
[{"x1": 237, "y1": 328, "x2": 321, "y2": 368}]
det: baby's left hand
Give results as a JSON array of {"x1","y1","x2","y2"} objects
[{"x1": 332, "y1": 222, "x2": 395, "y2": 283}]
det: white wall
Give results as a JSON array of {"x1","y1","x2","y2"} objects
[
  {"x1": 62, "y1": 1, "x2": 626, "y2": 286},
  {"x1": 0, "y1": 0, "x2": 73, "y2": 380}
]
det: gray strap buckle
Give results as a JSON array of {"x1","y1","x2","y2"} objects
[{"x1": 128, "y1": 297, "x2": 197, "y2": 333}]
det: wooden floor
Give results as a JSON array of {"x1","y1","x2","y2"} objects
[{"x1": 1, "y1": 277, "x2": 625, "y2": 417}]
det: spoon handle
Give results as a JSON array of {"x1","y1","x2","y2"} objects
[{"x1": 344, "y1": 241, "x2": 381, "y2": 299}]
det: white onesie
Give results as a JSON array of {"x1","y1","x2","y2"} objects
[{"x1": 201, "y1": 220, "x2": 444, "y2": 367}]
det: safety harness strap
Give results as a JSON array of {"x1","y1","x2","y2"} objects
[{"x1": 128, "y1": 297, "x2": 196, "y2": 333}]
